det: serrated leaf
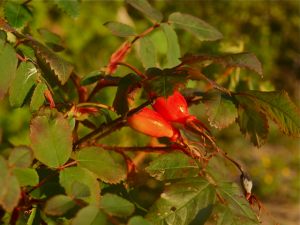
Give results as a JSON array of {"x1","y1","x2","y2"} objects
[
  {"x1": 216, "y1": 182, "x2": 259, "y2": 223},
  {"x1": 100, "y1": 193, "x2": 135, "y2": 218},
  {"x1": 145, "y1": 67, "x2": 188, "y2": 97},
  {"x1": 59, "y1": 167, "x2": 100, "y2": 204},
  {"x1": 54, "y1": 0, "x2": 80, "y2": 18},
  {"x1": 30, "y1": 111, "x2": 73, "y2": 168},
  {"x1": 146, "y1": 152, "x2": 199, "y2": 181},
  {"x1": 13, "y1": 168, "x2": 39, "y2": 186},
  {"x1": 76, "y1": 147, "x2": 127, "y2": 184},
  {"x1": 8, "y1": 146, "x2": 33, "y2": 168},
  {"x1": 0, "y1": 157, "x2": 21, "y2": 212},
  {"x1": 139, "y1": 36, "x2": 157, "y2": 69},
  {"x1": 204, "y1": 91, "x2": 238, "y2": 129},
  {"x1": 44, "y1": 195, "x2": 76, "y2": 216},
  {"x1": 161, "y1": 23, "x2": 181, "y2": 68},
  {"x1": 104, "y1": 21, "x2": 136, "y2": 37},
  {"x1": 30, "y1": 82, "x2": 47, "y2": 112},
  {"x1": 9, "y1": 61, "x2": 37, "y2": 107},
  {"x1": 236, "y1": 91, "x2": 300, "y2": 137},
  {"x1": 0, "y1": 39, "x2": 18, "y2": 100},
  {"x1": 113, "y1": 73, "x2": 141, "y2": 115},
  {"x1": 169, "y1": 12, "x2": 223, "y2": 41},
  {"x1": 72, "y1": 205, "x2": 108, "y2": 225},
  {"x1": 126, "y1": 0, "x2": 163, "y2": 22},
  {"x1": 146, "y1": 178, "x2": 215, "y2": 225},
  {"x1": 237, "y1": 100, "x2": 269, "y2": 147},
  {"x1": 181, "y1": 53, "x2": 263, "y2": 76},
  {"x1": 29, "y1": 40, "x2": 73, "y2": 85},
  {"x1": 4, "y1": 1, "x2": 32, "y2": 28},
  {"x1": 128, "y1": 216, "x2": 152, "y2": 225}
]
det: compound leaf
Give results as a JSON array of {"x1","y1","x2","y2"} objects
[
  {"x1": 126, "y1": 0, "x2": 163, "y2": 22},
  {"x1": 104, "y1": 21, "x2": 136, "y2": 37},
  {"x1": 139, "y1": 36, "x2": 157, "y2": 69}
]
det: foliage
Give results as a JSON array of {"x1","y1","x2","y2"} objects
[{"x1": 0, "y1": 0, "x2": 299, "y2": 224}]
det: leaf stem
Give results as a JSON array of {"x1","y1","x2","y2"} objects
[
  {"x1": 115, "y1": 62, "x2": 145, "y2": 78},
  {"x1": 76, "y1": 102, "x2": 114, "y2": 112}
]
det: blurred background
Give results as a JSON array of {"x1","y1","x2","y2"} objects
[{"x1": 0, "y1": 1, "x2": 299, "y2": 224}]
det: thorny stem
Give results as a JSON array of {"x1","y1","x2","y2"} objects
[{"x1": 74, "y1": 100, "x2": 152, "y2": 148}]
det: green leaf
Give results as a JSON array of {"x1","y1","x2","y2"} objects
[
  {"x1": 104, "y1": 21, "x2": 136, "y2": 37},
  {"x1": 71, "y1": 182, "x2": 91, "y2": 199},
  {"x1": 126, "y1": 0, "x2": 163, "y2": 22},
  {"x1": 72, "y1": 205, "x2": 108, "y2": 225},
  {"x1": 100, "y1": 193, "x2": 135, "y2": 218},
  {"x1": 59, "y1": 167, "x2": 100, "y2": 204},
  {"x1": 38, "y1": 28, "x2": 64, "y2": 52},
  {"x1": 4, "y1": 1, "x2": 32, "y2": 28},
  {"x1": 8, "y1": 146, "x2": 33, "y2": 168},
  {"x1": 0, "y1": 39, "x2": 18, "y2": 100},
  {"x1": 54, "y1": 0, "x2": 80, "y2": 18},
  {"x1": 161, "y1": 23, "x2": 181, "y2": 68},
  {"x1": 139, "y1": 36, "x2": 157, "y2": 69},
  {"x1": 81, "y1": 71, "x2": 103, "y2": 86},
  {"x1": 9, "y1": 61, "x2": 37, "y2": 107},
  {"x1": 30, "y1": 82, "x2": 47, "y2": 112},
  {"x1": 113, "y1": 73, "x2": 141, "y2": 115},
  {"x1": 146, "y1": 178, "x2": 215, "y2": 225},
  {"x1": 29, "y1": 40, "x2": 73, "y2": 85},
  {"x1": 13, "y1": 168, "x2": 39, "y2": 186},
  {"x1": 30, "y1": 111, "x2": 73, "y2": 168},
  {"x1": 236, "y1": 97, "x2": 269, "y2": 147},
  {"x1": 204, "y1": 91, "x2": 238, "y2": 129},
  {"x1": 76, "y1": 147, "x2": 127, "y2": 184},
  {"x1": 0, "y1": 30, "x2": 7, "y2": 40},
  {"x1": 44, "y1": 195, "x2": 76, "y2": 216},
  {"x1": 216, "y1": 182, "x2": 259, "y2": 223},
  {"x1": 145, "y1": 67, "x2": 188, "y2": 97},
  {"x1": 0, "y1": 157, "x2": 21, "y2": 212},
  {"x1": 181, "y1": 53, "x2": 263, "y2": 76},
  {"x1": 146, "y1": 152, "x2": 199, "y2": 180},
  {"x1": 235, "y1": 91, "x2": 300, "y2": 137},
  {"x1": 169, "y1": 12, "x2": 223, "y2": 41},
  {"x1": 128, "y1": 216, "x2": 152, "y2": 225}
]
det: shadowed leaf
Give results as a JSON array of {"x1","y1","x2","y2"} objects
[
  {"x1": 128, "y1": 216, "x2": 152, "y2": 225},
  {"x1": 126, "y1": 0, "x2": 163, "y2": 22},
  {"x1": 104, "y1": 21, "x2": 136, "y2": 37},
  {"x1": 54, "y1": 0, "x2": 80, "y2": 18},
  {"x1": 8, "y1": 146, "x2": 33, "y2": 168},
  {"x1": 72, "y1": 205, "x2": 108, "y2": 225},
  {"x1": 44, "y1": 195, "x2": 76, "y2": 216},
  {"x1": 30, "y1": 82, "x2": 47, "y2": 112},
  {"x1": 139, "y1": 36, "x2": 157, "y2": 69},
  {"x1": 13, "y1": 168, "x2": 39, "y2": 186},
  {"x1": 4, "y1": 1, "x2": 32, "y2": 28}
]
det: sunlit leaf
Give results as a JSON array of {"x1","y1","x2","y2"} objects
[
  {"x1": 169, "y1": 12, "x2": 223, "y2": 41},
  {"x1": 8, "y1": 146, "x2": 33, "y2": 168},
  {"x1": 145, "y1": 67, "x2": 188, "y2": 97},
  {"x1": 9, "y1": 61, "x2": 37, "y2": 107},
  {"x1": 54, "y1": 0, "x2": 80, "y2": 18},
  {"x1": 72, "y1": 205, "x2": 108, "y2": 225},
  {"x1": 0, "y1": 157, "x2": 21, "y2": 212},
  {"x1": 146, "y1": 178, "x2": 215, "y2": 225},
  {"x1": 0, "y1": 39, "x2": 18, "y2": 100},
  {"x1": 146, "y1": 152, "x2": 199, "y2": 180},
  {"x1": 161, "y1": 23, "x2": 181, "y2": 68},
  {"x1": 29, "y1": 40, "x2": 73, "y2": 85},
  {"x1": 104, "y1": 21, "x2": 136, "y2": 37},
  {"x1": 139, "y1": 36, "x2": 157, "y2": 69},
  {"x1": 235, "y1": 90, "x2": 300, "y2": 137},
  {"x1": 236, "y1": 97, "x2": 269, "y2": 147},
  {"x1": 100, "y1": 193, "x2": 135, "y2": 217},
  {"x1": 44, "y1": 195, "x2": 76, "y2": 216},
  {"x1": 4, "y1": 1, "x2": 32, "y2": 28},
  {"x1": 30, "y1": 82, "x2": 47, "y2": 112},
  {"x1": 76, "y1": 147, "x2": 127, "y2": 184},
  {"x1": 13, "y1": 168, "x2": 39, "y2": 186},
  {"x1": 59, "y1": 167, "x2": 100, "y2": 204},
  {"x1": 128, "y1": 216, "x2": 152, "y2": 225},
  {"x1": 181, "y1": 53, "x2": 263, "y2": 76},
  {"x1": 126, "y1": 0, "x2": 163, "y2": 22},
  {"x1": 30, "y1": 111, "x2": 73, "y2": 168},
  {"x1": 204, "y1": 91, "x2": 238, "y2": 129},
  {"x1": 216, "y1": 182, "x2": 259, "y2": 224},
  {"x1": 113, "y1": 73, "x2": 141, "y2": 115}
]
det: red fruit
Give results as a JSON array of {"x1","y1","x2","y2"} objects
[
  {"x1": 152, "y1": 91, "x2": 190, "y2": 123},
  {"x1": 127, "y1": 108, "x2": 178, "y2": 141}
]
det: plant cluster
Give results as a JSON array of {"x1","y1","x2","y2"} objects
[{"x1": 0, "y1": 0, "x2": 299, "y2": 225}]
